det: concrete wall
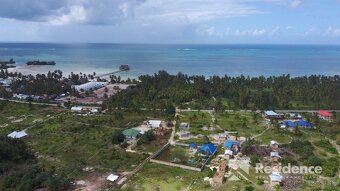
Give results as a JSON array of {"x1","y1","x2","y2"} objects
[{"x1": 150, "y1": 159, "x2": 202, "y2": 172}]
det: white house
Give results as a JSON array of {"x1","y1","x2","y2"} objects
[
  {"x1": 147, "y1": 120, "x2": 162, "y2": 128},
  {"x1": 179, "y1": 122, "x2": 190, "y2": 129},
  {"x1": 71, "y1": 106, "x2": 83, "y2": 112},
  {"x1": 8, "y1": 130, "x2": 28, "y2": 139},
  {"x1": 73, "y1": 82, "x2": 106, "y2": 92},
  {"x1": 270, "y1": 171, "x2": 282, "y2": 186},
  {"x1": 0, "y1": 78, "x2": 13, "y2": 87}
]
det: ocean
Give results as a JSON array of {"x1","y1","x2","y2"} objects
[{"x1": 1, "y1": 43, "x2": 340, "y2": 78}]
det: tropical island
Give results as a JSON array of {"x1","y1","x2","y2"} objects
[{"x1": 0, "y1": 69, "x2": 339, "y2": 191}]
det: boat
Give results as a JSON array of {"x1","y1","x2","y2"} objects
[
  {"x1": 0, "y1": 58, "x2": 15, "y2": 65},
  {"x1": 26, "y1": 61, "x2": 56, "y2": 66},
  {"x1": 119, "y1": 65, "x2": 130, "y2": 71},
  {"x1": 0, "y1": 58, "x2": 16, "y2": 69}
]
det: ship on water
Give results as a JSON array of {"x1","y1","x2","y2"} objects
[
  {"x1": 119, "y1": 65, "x2": 130, "y2": 71},
  {"x1": 0, "y1": 58, "x2": 16, "y2": 69},
  {"x1": 26, "y1": 61, "x2": 56, "y2": 66}
]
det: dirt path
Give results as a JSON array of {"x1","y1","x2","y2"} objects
[
  {"x1": 328, "y1": 139, "x2": 340, "y2": 155},
  {"x1": 251, "y1": 121, "x2": 270, "y2": 139},
  {"x1": 169, "y1": 121, "x2": 176, "y2": 145}
]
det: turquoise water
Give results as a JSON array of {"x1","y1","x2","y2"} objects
[{"x1": 0, "y1": 43, "x2": 340, "y2": 77}]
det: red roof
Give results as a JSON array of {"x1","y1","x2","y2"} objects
[{"x1": 317, "y1": 110, "x2": 332, "y2": 117}]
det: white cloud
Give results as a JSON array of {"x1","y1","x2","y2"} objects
[
  {"x1": 326, "y1": 27, "x2": 340, "y2": 37},
  {"x1": 290, "y1": 0, "x2": 302, "y2": 8},
  {"x1": 135, "y1": 0, "x2": 268, "y2": 25},
  {"x1": 285, "y1": 26, "x2": 293, "y2": 30},
  {"x1": 49, "y1": 5, "x2": 87, "y2": 25}
]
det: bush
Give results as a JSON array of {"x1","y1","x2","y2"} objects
[
  {"x1": 322, "y1": 157, "x2": 338, "y2": 177},
  {"x1": 305, "y1": 156, "x2": 322, "y2": 166},
  {"x1": 256, "y1": 178, "x2": 264, "y2": 185},
  {"x1": 250, "y1": 155, "x2": 259, "y2": 167},
  {"x1": 112, "y1": 131, "x2": 125, "y2": 145},
  {"x1": 281, "y1": 156, "x2": 298, "y2": 166},
  {"x1": 245, "y1": 185, "x2": 254, "y2": 191},
  {"x1": 314, "y1": 139, "x2": 338, "y2": 154}
]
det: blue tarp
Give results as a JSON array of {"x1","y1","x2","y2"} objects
[
  {"x1": 189, "y1": 143, "x2": 197, "y2": 148},
  {"x1": 285, "y1": 120, "x2": 296, "y2": 128},
  {"x1": 224, "y1": 141, "x2": 241, "y2": 149},
  {"x1": 297, "y1": 120, "x2": 312, "y2": 127},
  {"x1": 199, "y1": 143, "x2": 217, "y2": 155}
]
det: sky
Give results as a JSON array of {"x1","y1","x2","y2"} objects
[{"x1": 0, "y1": 0, "x2": 339, "y2": 44}]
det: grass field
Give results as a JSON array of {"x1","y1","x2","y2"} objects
[
  {"x1": 176, "y1": 111, "x2": 217, "y2": 135},
  {"x1": 216, "y1": 112, "x2": 266, "y2": 137},
  {"x1": 0, "y1": 101, "x2": 166, "y2": 180},
  {"x1": 122, "y1": 163, "x2": 211, "y2": 191}
]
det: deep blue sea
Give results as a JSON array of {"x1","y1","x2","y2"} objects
[{"x1": 1, "y1": 43, "x2": 340, "y2": 78}]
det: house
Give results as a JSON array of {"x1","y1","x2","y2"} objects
[
  {"x1": 283, "y1": 120, "x2": 296, "y2": 129},
  {"x1": 317, "y1": 110, "x2": 333, "y2": 120},
  {"x1": 122, "y1": 129, "x2": 140, "y2": 139},
  {"x1": 73, "y1": 81, "x2": 107, "y2": 92},
  {"x1": 270, "y1": 172, "x2": 282, "y2": 187},
  {"x1": 289, "y1": 113, "x2": 302, "y2": 119},
  {"x1": 179, "y1": 131, "x2": 190, "y2": 139},
  {"x1": 264, "y1": 110, "x2": 284, "y2": 119},
  {"x1": 270, "y1": 151, "x2": 281, "y2": 162},
  {"x1": 71, "y1": 106, "x2": 83, "y2": 112},
  {"x1": 297, "y1": 119, "x2": 312, "y2": 128},
  {"x1": 270, "y1": 140, "x2": 279, "y2": 150},
  {"x1": 225, "y1": 149, "x2": 233, "y2": 155},
  {"x1": 71, "y1": 106, "x2": 101, "y2": 113},
  {"x1": 107, "y1": 174, "x2": 119, "y2": 182},
  {"x1": 199, "y1": 143, "x2": 217, "y2": 155},
  {"x1": 179, "y1": 122, "x2": 190, "y2": 130},
  {"x1": 224, "y1": 141, "x2": 241, "y2": 154},
  {"x1": 0, "y1": 78, "x2": 13, "y2": 87},
  {"x1": 147, "y1": 120, "x2": 162, "y2": 128},
  {"x1": 7, "y1": 130, "x2": 28, "y2": 139}
]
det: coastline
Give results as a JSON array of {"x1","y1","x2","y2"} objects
[{"x1": 7, "y1": 66, "x2": 137, "y2": 80}]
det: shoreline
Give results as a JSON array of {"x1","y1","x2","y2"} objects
[{"x1": 7, "y1": 66, "x2": 136, "y2": 80}]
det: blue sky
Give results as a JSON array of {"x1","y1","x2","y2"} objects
[{"x1": 0, "y1": 0, "x2": 339, "y2": 44}]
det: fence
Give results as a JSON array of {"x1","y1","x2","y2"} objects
[{"x1": 149, "y1": 142, "x2": 217, "y2": 172}]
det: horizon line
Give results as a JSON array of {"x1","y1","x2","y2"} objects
[{"x1": 1, "y1": 41, "x2": 340, "y2": 46}]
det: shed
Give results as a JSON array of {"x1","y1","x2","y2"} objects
[
  {"x1": 270, "y1": 140, "x2": 279, "y2": 146},
  {"x1": 8, "y1": 130, "x2": 28, "y2": 139},
  {"x1": 270, "y1": 172, "x2": 282, "y2": 182},
  {"x1": 107, "y1": 174, "x2": 119, "y2": 182}
]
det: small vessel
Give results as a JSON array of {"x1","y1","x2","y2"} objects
[
  {"x1": 0, "y1": 58, "x2": 15, "y2": 65},
  {"x1": 0, "y1": 58, "x2": 16, "y2": 69},
  {"x1": 26, "y1": 61, "x2": 56, "y2": 66},
  {"x1": 119, "y1": 65, "x2": 130, "y2": 71}
]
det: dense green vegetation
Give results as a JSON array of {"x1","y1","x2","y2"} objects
[
  {"x1": 0, "y1": 136, "x2": 70, "y2": 191},
  {"x1": 104, "y1": 71, "x2": 340, "y2": 110}
]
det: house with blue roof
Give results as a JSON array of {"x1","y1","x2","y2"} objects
[
  {"x1": 224, "y1": 141, "x2": 241, "y2": 156},
  {"x1": 198, "y1": 143, "x2": 217, "y2": 155},
  {"x1": 224, "y1": 141, "x2": 240, "y2": 149},
  {"x1": 297, "y1": 120, "x2": 312, "y2": 128}
]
